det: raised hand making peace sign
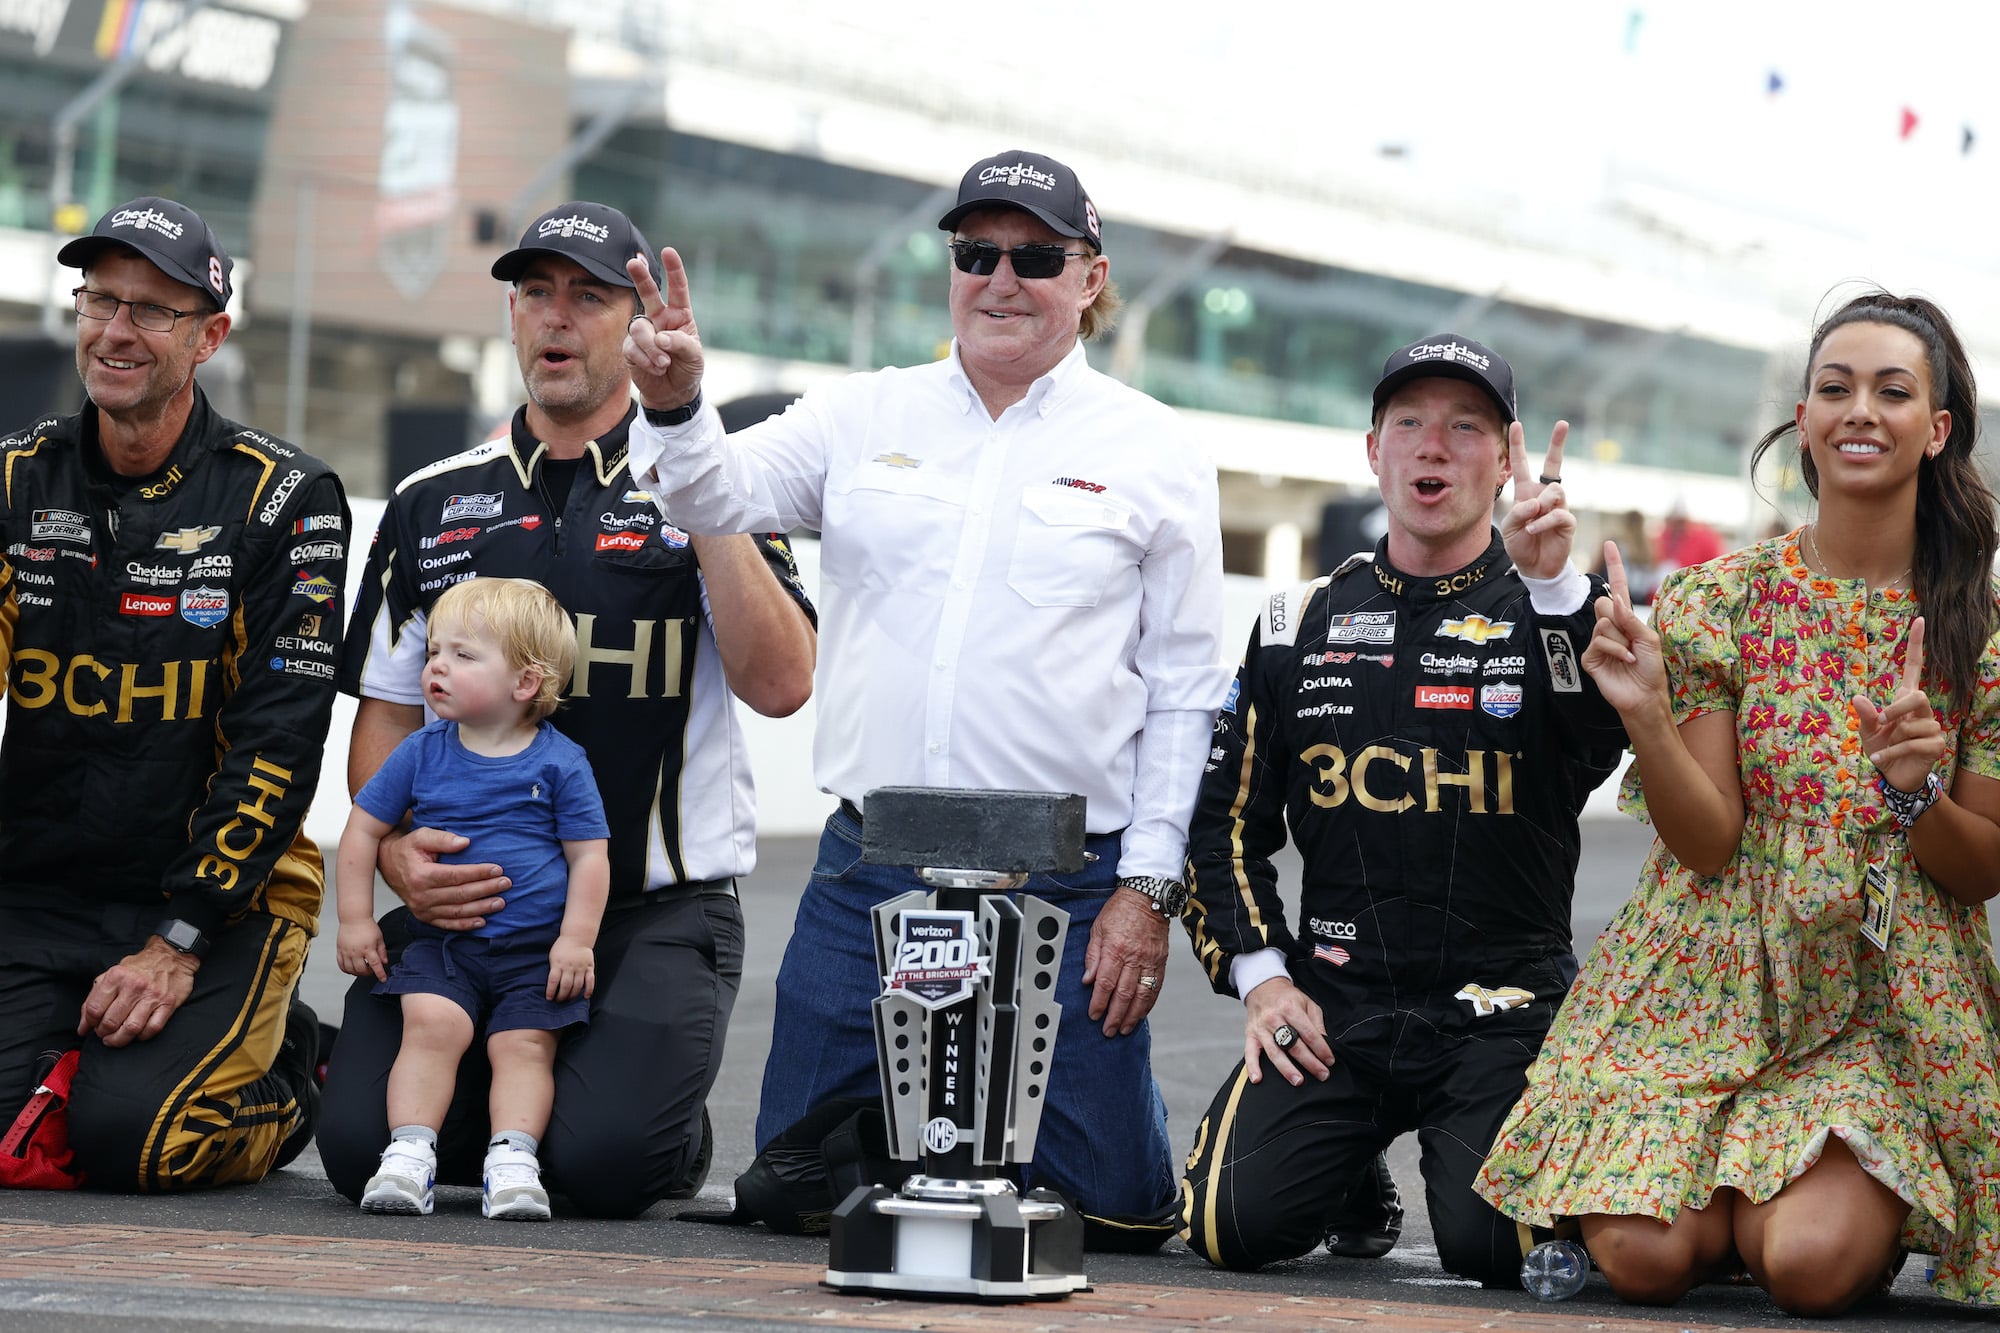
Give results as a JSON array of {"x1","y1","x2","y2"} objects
[
  {"x1": 622, "y1": 247, "x2": 706, "y2": 414},
  {"x1": 1579, "y1": 540, "x2": 1669, "y2": 721},
  {"x1": 1498, "y1": 419, "x2": 1575, "y2": 579},
  {"x1": 1855, "y1": 616, "x2": 1946, "y2": 796}
]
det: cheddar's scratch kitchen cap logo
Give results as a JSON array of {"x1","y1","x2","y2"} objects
[
  {"x1": 490, "y1": 200, "x2": 661, "y2": 290},
  {"x1": 938, "y1": 149, "x2": 1104, "y2": 251},
  {"x1": 58, "y1": 196, "x2": 233, "y2": 306},
  {"x1": 1371, "y1": 332, "x2": 1516, "y2": 425}
]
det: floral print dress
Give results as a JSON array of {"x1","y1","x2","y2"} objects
[{"x1": 1475, "y1": 532, "x2": 2000, "y2": 1303}]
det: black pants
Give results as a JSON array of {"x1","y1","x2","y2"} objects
[
  {"x1": 1181, "y1": 999, "x2": 1555, "y2": 1285},
  {"x1": 0, "y1": 901, "x2": 314, "y2": 1191},
  {"x1": 318, "y1": 890, "x2": 743, "y2": 1217}
]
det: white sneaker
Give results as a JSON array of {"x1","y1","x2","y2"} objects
[
  {"x1": 482, "y1": 1145, "x2": 551, "y2": 1221},
  {"x1": 360, "y1": 1139, "x2": 436, "y2": 1215}
]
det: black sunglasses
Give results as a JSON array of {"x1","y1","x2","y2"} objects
[{"x1": 948, "y1": 240, "x2": 1088, "y2": 279}]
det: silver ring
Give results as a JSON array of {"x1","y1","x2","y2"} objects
[
  {"x1": 1273, "y1": 1023, "x2": 1298, "y2": 1050},
  {"x1": 1137, "y1": 975, "x2": 1158, "y2": 990},
  {"x1": 1538, "y1": 474, "x2": 1561, "y2": 484},
  {"x1": 628, "y1": 312, "x2": 654, "y2": 328}
]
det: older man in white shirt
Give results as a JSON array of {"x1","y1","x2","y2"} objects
[{"x1": 620, "y1": 149, "x2": 1230, "y2": 1244}]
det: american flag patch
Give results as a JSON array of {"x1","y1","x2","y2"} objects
[{"x1": 1315, "y1": 944, "x2": 1350, "y2": 967}]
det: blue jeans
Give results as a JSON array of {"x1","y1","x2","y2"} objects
[{"x1": 755, "y1": 809, "x2": 1176, "y2": 1222}]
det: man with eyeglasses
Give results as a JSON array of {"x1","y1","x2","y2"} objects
[
  {"x1": 619, "y1": 150, "x2": 1231, "y2": 1245},
  {"x1": 0, "y1": 196, "x2": 344, "y2": 1190},
  {"x1": 318, "y1": 201, "x2": 816, "y2": 1218}
]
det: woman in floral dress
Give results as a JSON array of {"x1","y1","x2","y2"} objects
[{"x1": 1476, "y1": 293, "x2": 2000, "y2": 1315}]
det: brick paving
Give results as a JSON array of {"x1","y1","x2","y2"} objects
[{"x1": 0, "y1": 1220, "x2": 1736, "y2": 1331}]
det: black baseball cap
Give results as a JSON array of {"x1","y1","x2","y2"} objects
[
  {"x1": 938, "y1": 150, "x2": 1103, "y2": 252},
  {"x1": 57, "y1": 196, "x2": 232, "y2": 309},
  {"x1": 1371, "y1": 334, "x2": 1517, "y2": 425},
  {"x1": 491, "y1": 201, "x2": 662, "y2": 290}
]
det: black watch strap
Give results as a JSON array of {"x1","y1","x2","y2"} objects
[
  {"x1": 154, "y1": 918, "x2": 211, "y2": 960},
  {"x1": 642, "y1": 388, "x2": 703, "y2": 428}
]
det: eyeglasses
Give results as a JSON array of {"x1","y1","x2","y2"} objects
[
  {"x1": 948, "y1": 240, "x2": 1087, "y2": 279},
  {"x1": 72, "y1": 287, "x2": 208, "y2": 333}
]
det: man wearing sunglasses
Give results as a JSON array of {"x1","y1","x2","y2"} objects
[
  {"x1": 620, "y1": 149, "x2": 1231, "y2": 1245},
  {"x1": 0, "y1": 197, "x2": 343, "y2": 1190}
]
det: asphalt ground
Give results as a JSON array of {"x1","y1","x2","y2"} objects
[{"x1": 0, "y1": 818, "x2": 1993, "y2": 1331}]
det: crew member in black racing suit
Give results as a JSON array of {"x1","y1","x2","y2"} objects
[
  {"x1": 0, "y1": 197, "x2": 344, "y2": 1190},
  {"x1": 1180, "y1": 334, "x2": 1627, "y2": 1285}
]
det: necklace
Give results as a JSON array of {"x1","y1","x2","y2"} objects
[{"x1": 1803, "y1": 523, "x2": 1912, "y2": 590}]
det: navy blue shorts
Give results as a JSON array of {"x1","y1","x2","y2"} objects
[{"x1": 375, "y1": 930, "x2": 589, "y2": 1034}]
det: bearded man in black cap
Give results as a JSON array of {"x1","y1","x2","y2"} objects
[
  {"x1": 618, "y1": 151, "x2": 1232, "y2": 1244},
  {"x1": 1179, "y1": 335, "x2": 1627, "y2": 1284},
  {"x1": 0, "y1": 197, "x2": 343, "y2": 1190},
  {"x1": 317, "y1": 201, "x2": 816, "y2": 1217}
]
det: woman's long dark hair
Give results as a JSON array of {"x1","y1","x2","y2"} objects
[{"x1": 1750, "y1": 292, "x2": 1998, "y2": 716}]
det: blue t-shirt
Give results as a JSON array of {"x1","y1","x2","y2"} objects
[{"x1": 356, "y1": 720, "x2": 610, "y2": 939}]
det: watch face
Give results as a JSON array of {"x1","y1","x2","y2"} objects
[{"x1": 1161, "y1": 883, "x2": 1190, "y2": 915}]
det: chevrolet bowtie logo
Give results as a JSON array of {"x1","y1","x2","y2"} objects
[
  {"x1": 872, "y1": 452, "x2": 922, "y2": 469},
  {"x1": 1437, "y1": 614, "x2": 1515, "y2": 645},
  {"x1": 156, "y1": 526, "x2": 221, "y2": 554},
  {"x1": 1456, "y1": 983, "x2": 1535, "y2": 1017}
]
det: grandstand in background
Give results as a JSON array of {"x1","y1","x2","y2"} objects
[{"x1": 2, "y1": 0, "x2": 1988, "y2": 577}]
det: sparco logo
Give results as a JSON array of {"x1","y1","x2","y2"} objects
[
  {"x1": 258, "y1": 469, "x2": 305, "y2": 525},
  {"x1": 979, "y1": 161, "x2": 1057, "y2": 192},
  {"x1": 420, "y1": 527, "x2": 479, "y2": 549},
  {"x1": 1407, "y1": 341, "x2": 1489, "y2": 369},
  {"x1": 111, "y1": 207, "x2": 185, "y2": 240},
  {"x1": 1309, "y1": 918, "x2": 1358, "y2": 939},
  {"x1": 538, "y1": 214, "x2": 611, "y2": 244}
]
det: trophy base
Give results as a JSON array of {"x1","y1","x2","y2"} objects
[{"x1": 824, "y1": 1180, "x2": 1088, "y2": 1301}]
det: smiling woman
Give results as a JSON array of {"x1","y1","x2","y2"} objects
[{"x1": 1476, "y1": 291, "x2": 2000, "y2": 1316}]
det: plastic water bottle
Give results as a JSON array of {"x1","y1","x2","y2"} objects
[{"x1": 1520, "y1": 1238, "x2": 1589, "y2": 1301}]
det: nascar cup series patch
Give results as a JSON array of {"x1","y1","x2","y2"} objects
[{"x1": 882, "y1": 910, "x2": 990, "y2": 1011}]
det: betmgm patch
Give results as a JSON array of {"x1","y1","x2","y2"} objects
[{"x1": 882, "y1": 910, "x2": 990, "y2": 1011}]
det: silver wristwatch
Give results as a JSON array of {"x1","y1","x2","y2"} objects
[{"x1": 1118, "y1": 875, "x2": 1190, "y2": 917}]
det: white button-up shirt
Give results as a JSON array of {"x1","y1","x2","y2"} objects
[{"x1": 627, "y1": 341, "x2": 1232, "y2": 879}]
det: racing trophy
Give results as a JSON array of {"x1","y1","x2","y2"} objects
[{"x1": 824, "y1": 787, "x2": 1089, "y2": 1300}]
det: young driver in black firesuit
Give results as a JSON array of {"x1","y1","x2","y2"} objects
[{"x1": 1180, "y1": 335, "x2": 1627, "y2": 1286}]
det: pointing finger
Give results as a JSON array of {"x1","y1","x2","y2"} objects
[
  {"x1": 1902, "y1": 616, "x2": 1927, "y2": 696},
  {"x1": 625, "y1": 253, "x2": 663, "y2": 315},
  {"x1": 1603, "y1": 540, "x2": 1630, "y2": 611},
  {"x1": 1507, "y1": 420, "x2": 1527, "y2": 492},
  {"x1": 1542, "y1": 419, "x2": 1570, "y2": 481},
  {"x1": 661, "y1": 246, "x2": 693, "y2": 316}
]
